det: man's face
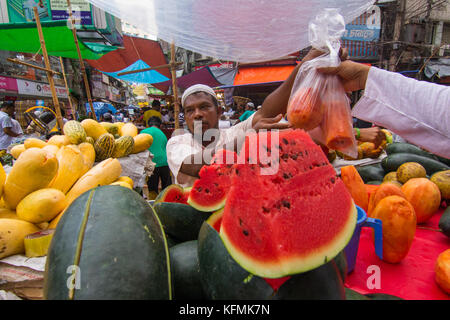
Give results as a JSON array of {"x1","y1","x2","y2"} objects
[
  {"x1": 5, "y1": 106, "x2": 15, "y2": 117},
  {"x1": 184, "y1": 92, "x2": 221, "y2": 135}
]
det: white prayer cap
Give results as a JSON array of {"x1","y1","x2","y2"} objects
[{"x1": 181, "y1": 84, "x2": 216, "y2": 107}]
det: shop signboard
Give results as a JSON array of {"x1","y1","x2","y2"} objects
[
  {"x1": 0, "y1": 76, "x2": 18, "y2": 93},
  {"x1": 16, "y1": 78, "x2": 67, "y2": 98}
]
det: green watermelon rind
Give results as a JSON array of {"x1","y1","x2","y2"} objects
[
  {"x1": 187, "y1": 195, "x2": 227, "y2": 213},
  {"x1": 219, "y1": 203, "x2": 357, "y2": 279}
]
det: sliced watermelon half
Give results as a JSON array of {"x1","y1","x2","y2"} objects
[
  {"x1": 220, "y1": 129, "x2": 357, "y2": 279},
  {"x1": 188, "y1": 149, "x2": 237, "y2": 212},
  {"x1": 155, "y1": 184, "x2": 188, "y2": 205},
  {"x1": 206, "y1": 208, "x2": 224, "y2": 233}
]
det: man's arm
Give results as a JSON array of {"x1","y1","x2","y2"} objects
[{"x1": 4, "y1": 127, "x2": 19, "y2": 138}]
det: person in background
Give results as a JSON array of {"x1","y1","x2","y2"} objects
[
  {"x1": 143, "y1": 100, "x2": 162, "y2": 126},
  {"x1": 141, "y1": 116, "x2": 171, "y2": 199},
  {"x1": 101, "y1": 112, "x2": 113, "y2": 123},
  {"x1": 237, "y1": 102, "x2": 257, "y2": 123},
  {"x1": 218, "y1": 107, "x2": 231, "y2": 129},
  {"x1": 161, "y1": 108, "x2": 171, "y2": 124},
  {"x1": 0, "y1": 101, "x2": 20, "y2": 151}
]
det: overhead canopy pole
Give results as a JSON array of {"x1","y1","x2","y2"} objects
[
  {"x1": 67, "y1": 0, "x2": 97, "y2": 120},
  {"x1": 33, "y1": 6, "x2": 65, "y2": 133},
  {"x1": 170, "y1": 42, "x2": 180, "y2": 130},
  {"x1": 59, "y1": 56, "x2": 77, "y2": 119}
]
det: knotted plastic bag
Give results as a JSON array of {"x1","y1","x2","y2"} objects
[{"x1": 287, "y1": 9, "x2": 358, "y2": 158}]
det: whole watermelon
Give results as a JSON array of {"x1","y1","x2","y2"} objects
[{"x1": 44, "y1": 185, "x2": 172, "y2": 300}]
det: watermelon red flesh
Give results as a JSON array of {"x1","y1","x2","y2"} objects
[
  {"x1": 188, "y1": 150, "x2": 237, "y2": 212},
  {"x1": 157, "y1": 185, "x2": 188, "y2": 204},
  {"x1": 220, "y1": 129, "x2": 356, "y2": 279}
]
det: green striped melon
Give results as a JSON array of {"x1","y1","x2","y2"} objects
[
  {"x1": 85, "y1": 137, "x2": 95, "y2": 145},
  {"x1": 101, "y1": 122, "x2": 120, "y2": 135},
  {"x1": 112, "y1": 136, "x2": 135, "y2": 158},
  {"x1": 94, "y1": 133, "x2": 115, "y2": 162},
  {"x1": 63, "y1": 121, "x2": 87, "y2": 145}
]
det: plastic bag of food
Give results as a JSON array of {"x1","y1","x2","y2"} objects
[{"x1": 287, "y1": 9, "x2": 358, "y2": 158}]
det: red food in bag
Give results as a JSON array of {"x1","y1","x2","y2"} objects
[{"x1": 287, "y1": 87, "x2": 324, "y2": 131}]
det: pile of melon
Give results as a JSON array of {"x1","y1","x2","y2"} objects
[
  {"x1": 10, "y1": 120, "x2": 153, "y2": 162},
  {"x1": 0, "y1": 128, "x2": 140, "y2": 260}
]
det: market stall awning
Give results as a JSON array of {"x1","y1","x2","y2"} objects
[
  {"x1": 102, "y1": 60, "x2": 169, "y2": 85},
  {"x1": 152, "y1": 66, "x2": 223, "y2": 93},
  {"x1": 0, "y1": 21, "x2": 116, "y2": 60},
  {"x1": 87, "y1": 35, "x2": 171, "y2": 80},
  {"x1": 222, "y1": 65, "x2": 296, "y2": 88}
]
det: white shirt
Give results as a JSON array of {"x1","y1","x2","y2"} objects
[
  {"x1": 167, "y1": 114, "x2": 255, "y2": 188},
  {"x1": 352, "y1": 67, "x2": 450, "y2": 158},
  {"x1": 0, "y1": 111, "x2": 14, "y2": 150},
  {"x1": 218, "y1": 120, "x2": 231, "y2": 129}
]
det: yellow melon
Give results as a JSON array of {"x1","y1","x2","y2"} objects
[
  {"x1": 10, "y1": 144, "x2": 26, "y2": 159},
  {"x1": 16, "y1": 188, "x2": 67, "y2": 223},
  {"x1": 47, "y1": 135, "x2": 71, "y2": 148},
  {"x1": 24, "y1": 138, "x2": 47, "y2": 149},
  {"x1": 3, "y1": 148, "x2": 59, "y2": 210},
  {"x1": 49, "y1": 145, "x2": 86, "y2": 194},
  {"x1": 81, "y1": 119, "x2": 108, "y2": 141},
  {"x1": 132, "y1": 133, "x2": 153, "y2": 154}
]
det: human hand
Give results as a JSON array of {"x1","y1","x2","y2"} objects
[
  {"x1": 357, "y1": 127, "x2": 385, "y2": 148},
  {"x1": 253, "y1": 114, "x2": 292, "y2": 132},
  {"x1": 317, "y1": 60, "x2": 371, "y2": 92},
  {"x1": 302, "y1": 47, "x2": 349, "y2": 64}
]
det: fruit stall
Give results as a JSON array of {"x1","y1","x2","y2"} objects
[{"x1": 0, "y1": 120, "x2": 449, "y2": 300}]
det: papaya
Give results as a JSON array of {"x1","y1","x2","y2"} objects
[
  {"x1": 401, "y1": 178, "x2": 441, "y2": 224},
  {"x1": 120, "y1": 122, "x2": 138, "y2": 137},
  {"x1": 110, "y1": 181, "x2": 133, "y2": 189},
  {"x1": 396, "y1": 162, "x2": 427, "y2": 184},
  {"x1": 3, "y1": 148, "x2": 59, "y2": 210},
  {"x1": 0, "y1": 218, "x2": 40, "y2": 259},
  {"x1": 367, "y1": 182, "x2": 406, "y2": 217},
  {"x1": 16, "y1": 188, "x2": 67, "y2": 223},
  {"x1": 430, "y1": 170, "x2": 450, "y2": 200},
  {"x1": 117, "y1": 176, "x2": 134, "y2": 188},
  {"x1": 435, "y1": 249, "x2": 450, "y2": 295},
  {"x1": 287, "y1": 87, "x2": 324, "y2": 131},
  {"x1": 24, "y1": 138, "x2": 47, "y2": 149},
  {"x1": 340, "y1": 165, "x2": 369, "y2": 212},
  {"x1": 81, "y1": 119, "x2": 107, "y2": 141},
  {"x1": 47, "y1": 135, "x2": 71, "y2": 148},
  {"x1": 0, "y1": 208, "x2": 19, "y2": 219},
  {"x1": 132, "y1": 133, "x2": 153, "y2": 154},
  {"x1": 10, "y1": 144, "x2": 26, "y2": 159},
  {"x1": 42, "y1": 144, "x2": 60, "y2": 157},
  {"x1": 65, "y1": 158, "x2": 122, "y2": 206},
  {"x1": 0, "y1": 162, "x2": 5, "y2": 199},
  {"x1": 49, "y1": 145, "x2": 86, "y2": 194},
  {"x1": 371, "y1": 196, "x2": 416, "y2": 264},
  {"x1": 78, "y1": 142, "x2": 96, "y2": 174}
]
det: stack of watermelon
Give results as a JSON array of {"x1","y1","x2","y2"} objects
[{"x1": 44, "y1": 129, "x2": 404, "y2": 300}]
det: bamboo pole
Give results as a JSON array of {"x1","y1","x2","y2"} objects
[
  {"x1": 66, "y1": 0, "x2": 97, "y2": 120},
  {"x1": 59, "y1": 56, "x2": 76, "y2": 119},
  {"x1": 170, "y1": 42, "x2": 180, "y2": 130},
  {"x1": 7, "y1": 58, "x2": 61, "y2": 75},
  {"x1": 33, "y1": 7, "x2": 65, "y2": 133}
]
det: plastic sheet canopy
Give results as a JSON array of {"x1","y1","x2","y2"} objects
[{"x1": 86, "y1": 0, "x2": 375, "y2": 63}]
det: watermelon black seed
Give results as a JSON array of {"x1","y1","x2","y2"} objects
[
  {"x1": 282, "y1": 138, "x2": 289, "y2": 145},
  {"x1": 283, "y1": 173, "x2": 290, "y2": 180},
  {"x1": 197, "y1": 187, "x2": 202, "y2": 192},
  {"x1": 239, "y1": 218, "x2": 243, "y2": 226},
  {"x1": 291, "y1": 154, "x2": 298, "y2": 160},
  {"x1": 282, "y1": 200, "x2": 291, "y2": 209},
  {"x1": 281, "y1": 154, "x2": 289, "y2": 161},
  {"x1": 330, "y1": 177, "x2": 336, "y2": 184},
  {"x1": 262, "y1": 207, "x2": 271, "y2": 214},
  {"x1": 205, "y1": 188, "x2": 210, "y2": 194},
  {"x1": 243, "y1": 230, "x2": 249, "y2": 236}
]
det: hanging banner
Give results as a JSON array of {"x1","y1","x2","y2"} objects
[{"x1": 49, "y1": 0, "x2": 93, "y2": 25}]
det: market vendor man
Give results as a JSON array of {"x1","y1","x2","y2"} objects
[{"x1": 166, "y1": 48, "x2": 386, "y2": 188}]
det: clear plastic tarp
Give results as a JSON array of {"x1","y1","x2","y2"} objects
[{"x1": 86, "y1": 0, "x2": 375, "y2": 63}]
